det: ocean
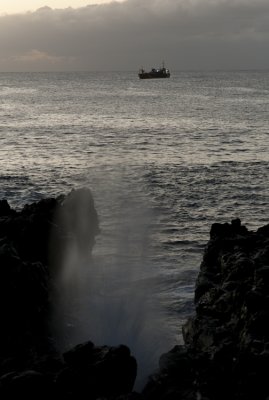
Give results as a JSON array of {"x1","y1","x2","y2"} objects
[{"x1": 1, "y1": 70, "x2": 269, "y2": 386}]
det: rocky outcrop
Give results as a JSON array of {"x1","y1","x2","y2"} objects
[
  {"x1": 2, "y1": 190, "x2": 269, "y2": 399},
  {"x1": 0, "y1": 341, "x2": 137, "y2": 399},
  {"x1": 0, "y1": 189, "x2": 137, "y2": 399},
  {"x1": 59, "y1": 342, "x2": 137, "y2": 398},
  {"x1": 143, "y1": 219, "x2": 269, "y2": 400},
  {"x1": 0, "y1": 188, "x2": 99, "y2": 354},
  {"x1": 0, "y1": 188, "x2": 99, "y2": 267}
]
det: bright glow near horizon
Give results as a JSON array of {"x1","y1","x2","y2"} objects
[{"x1": 0, "y1": 1, "x2": 114, "y2": 15}]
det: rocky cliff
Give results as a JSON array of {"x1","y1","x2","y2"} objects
[
  {"x1": 0, "y1": 189, "x2": 136, "y2": 399},
  {"x1": 0, "y1": 190, "x2": 269, "y2": 399},
  {"x1": 144, "y1": 219, "x2": 269, "y2": 399}
]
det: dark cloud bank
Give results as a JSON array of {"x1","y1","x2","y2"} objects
[{"x1": 0, "y1": 0, "x2": 269, "y2": 71}]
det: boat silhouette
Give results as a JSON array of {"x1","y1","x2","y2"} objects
[{"x1": 138, "y1": 62, "x2": 170, "y2": 79}]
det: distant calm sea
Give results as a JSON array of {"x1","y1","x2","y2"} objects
[{"x1": 1, "y1": 70, "x2": 269, "y2": 385}]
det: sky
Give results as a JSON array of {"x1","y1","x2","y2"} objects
[
  {"x1": 0, "y1": 0, "x2": 269, "y2": 72},
  {"x1": 0, "y1": 1, "x2": 112, "y2": 14}
]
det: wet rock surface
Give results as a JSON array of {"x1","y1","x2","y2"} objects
[
  {"x1": 144, "y1": 219, "x2": 269, "y2": 399},
  {"x1": 1, "y1": 191, "x2": 269, "y2": 399}
]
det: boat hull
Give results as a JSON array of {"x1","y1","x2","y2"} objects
[
  {"x1": 138, "y1": 72, "x2": 170, "y2": 79},
  {"x1": 138, "y1": 64, "x2": 171, "y2": 79}
]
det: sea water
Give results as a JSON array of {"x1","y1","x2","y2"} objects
[{"x1": 1, "y1": 70, "x2": 269, "y2": 386}]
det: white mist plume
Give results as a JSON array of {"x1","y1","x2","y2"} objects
[{"x1": 52, "y1": 186, "x2": 173, "y2": 389}]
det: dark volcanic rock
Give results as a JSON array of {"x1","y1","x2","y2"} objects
[
  {"x1": 0, "y1": 370, "x2": 55, "y2": 399},
  {"x1": 0, "y1": 200, "x2": 14, "y2": 217},
  {"x1": 58, "y1": 341, "x2": 137, "y2": 398},
  {"x1": 143, "y1": 219, "x2": 269, "y2": 400},
  {"x1": 0, "y1": 237, "x2": 49, "y2": 357},
  {"x1": 0, "y1": 188, "x2": 100, "y2": 355},
  {"x1": 0, "y1": 188, "x2": 99, "y2": 268},
  {"x1": 0, "y1": 342, "x2": 137, "y2": 399},
  {"x1": 2, "y1": 190, "x2": 269, "y2": 400},
  {"x1": 0, "y1": 189, "x2": 139, "y2": 399}
]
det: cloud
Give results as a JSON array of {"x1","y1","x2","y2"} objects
[
  {"x1": 6, "y1": 48, "x2": 75, "y2": 71},
  {"x1": 0, "y1": 0, "x2": 269, "y2": 71},
  {"x1": 13, "y1": 49, "x2": 63, "y2": 62}
]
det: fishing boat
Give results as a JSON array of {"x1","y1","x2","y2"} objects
[{"x1": 138, "y1": 62, "x2": 170, "y2": 79}]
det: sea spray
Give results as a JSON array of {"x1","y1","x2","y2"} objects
[{"x1": 51, "y1": 187, "x2": 173, "y2": 389}]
